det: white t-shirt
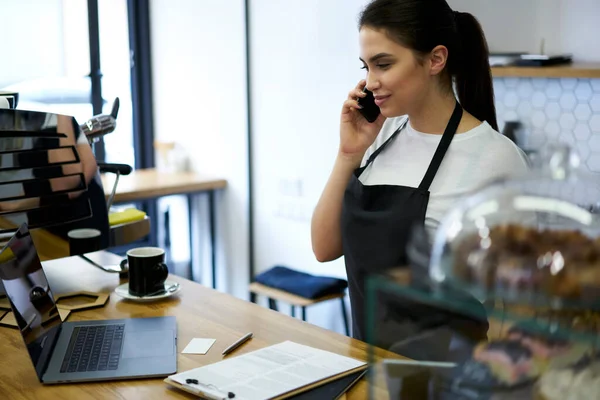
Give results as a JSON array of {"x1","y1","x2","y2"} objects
[{"x1": 359, "y1": 116, "x2": 530, "y2": 235}]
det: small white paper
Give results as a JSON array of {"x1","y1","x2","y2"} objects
[{"x1": 182, "y1": 338, "x2": 216, "y2": 355}]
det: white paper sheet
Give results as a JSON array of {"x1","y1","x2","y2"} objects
[
  {"x1": 182, "y1": 338, "x2": 216, "y2": 355},
  {"x1": 169, "y1": 341, "x2": 366, "y2": 400}
]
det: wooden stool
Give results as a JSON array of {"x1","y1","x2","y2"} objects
[{"x1": 249, "y1": 282, "x2": 350, "y2": 336}]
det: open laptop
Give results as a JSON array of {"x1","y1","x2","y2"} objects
[{"x1": 0, "y1": 223, "x2": 177, "y2": 383}]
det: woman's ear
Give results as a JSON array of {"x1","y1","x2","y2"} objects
[{"x1": 429, "y1": 45, "x2": 449, "y2": 76}]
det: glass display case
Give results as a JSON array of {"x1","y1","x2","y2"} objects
[{"x1": 366, "y1": 145, "x2": 600, "y2": 399}]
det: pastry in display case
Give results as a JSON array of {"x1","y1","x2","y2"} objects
[
  {"x1": 429, "y1": 323, "x2": 597, "y2": 399},
  {"x1": 429, "y1": 144, "x2": 600, "y2": 308},
  {"x1": 366, "y1": 145, "x2": 600, "y2": 399},
  {"x1": 537, "y1": 355, "x2": 600, "y2": 400}
]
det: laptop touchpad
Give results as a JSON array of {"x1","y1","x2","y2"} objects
[{"x1": 122, "y1": 330, "x2": 175, "y2": 359}]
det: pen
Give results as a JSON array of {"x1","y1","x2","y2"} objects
[{"x1": 222, "y1": 332, "x2": 253, "y2": 356}]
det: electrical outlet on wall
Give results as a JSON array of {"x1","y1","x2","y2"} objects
[
  {"x1": 277, "y1": 178, "x2": 304, "y2": 198},
  {"x1": 274, "y1": 198, "x2": 311, "y2": 222}
]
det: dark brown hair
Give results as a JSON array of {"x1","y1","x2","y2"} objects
[{"x1": 359, "y1": 0, "x2": 498, "y2": 130}]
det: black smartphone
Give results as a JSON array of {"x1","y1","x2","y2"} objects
[{"x1": 357, "y1": 88, "x2": 380, "y2": 123}]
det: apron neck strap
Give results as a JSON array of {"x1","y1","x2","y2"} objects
[
  {"x1": 363, "y1": 117, "x2": 409, "y2": 168},
  {"x1": 418, "y1": 101, "x2": 463, "y2": 190}
]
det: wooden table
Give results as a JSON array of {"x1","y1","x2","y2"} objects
[
  {"x1": 101, "y1": 169, "x2": 227, "y2": 288},
  {"x1": 101, "y1": 169, "x2": 226, "y2": 204},
  {"x1": 0, "y1": 254, "x2": 401, "y2": 399}
]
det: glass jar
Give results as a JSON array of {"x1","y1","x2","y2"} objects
[{"x1": 428, "y1": 144, "x2": 600, "y2": 311}]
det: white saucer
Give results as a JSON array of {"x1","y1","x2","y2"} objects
[{"x1": 114, "y1": 280, "x2": 181, "y2": 302}]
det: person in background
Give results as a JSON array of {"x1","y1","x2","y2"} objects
[
  {"x1": 0, "y1": 104, "x2": 109, "y2": 248},
  {"x1": 311, "y1": 0, "x2": 528, "y2": 354}
]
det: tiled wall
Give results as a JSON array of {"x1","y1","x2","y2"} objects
[{"x1": 493, "y1": 77, "x2": 600, "y2": 173}]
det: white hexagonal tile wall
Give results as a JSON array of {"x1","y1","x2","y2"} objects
[
  {"x1": 489, "y1": 76, "x2": 599, "y2": 175},
  {"x1": 531, "y1": 78, "x2": 548, "y2": 90},
  {"x1": 505, "y1": 78, "x2": 519, "y2": 88},
  {"x1": 574, "y1": 141, "x2": 591, "y2": 162},
  {"x1": 587, "y1": 155, "x2": 600, "y2": 172},
  {"x1": 544, "y1": 102, "x2": 561, "y2": 120},
  {"x1": 591, "y1": 115, "x2": 600, "y2": 133},
  {"x1": 518, "y1": 101, "x2": 533, "y2": 119},
  {"x1": 560, "y1": 78, "x2": 578, "y2": 90},
  {"x1": 527, "y1": 130, "x2": 547, "y2": 148},
  {"x1": 575, "y1": 81, "x2": 593, "y2": 101},
  {"x1": 495, "y1": 101, "x2": 505, "y2": 119},
  {"x1": 493, "y1": 79, "x2": 505, "y2": 98},
  {"x1": 517, "y1": 80, "x2": 534, "y2": 99},
  {"x1": 503, "y1": 110, "x2": 518, "y2": 122},
  {"x1": 545, "y1": 121, "x2": 561, "y2": 140},
  {"x1": 504, "y1": 92, "x2": 519, "y2": 108},
  {"x1": 559, "y1": 113, "x2": 576, "y2": 130},
  {"x1": 574, "y1": 103, "x2": 592, "y2": 121},
  {"x1": 590, "y1": 93, "x2": 600, "y2": 113},
  {"x1": 559, "y1": 92, "x2": 577, "y2": 111},
  {"x1": 590, "y1": 136, "x2": 600, "y2": 152},
  {"x1": 559, "y1": 133, "x2": 576, "y2": 147},
  {"x1": 545, "y1": 80, "x2": 561, "y2": 100},
  {"x1": 531, "y1": 91, "x2": 546, "y2": 109},
  {"x1": 532, "y1": 111, "x2": 546, "y2": 129},
  {"x1": 574, "y1": 123, "x2": 591, "y2": 141}
]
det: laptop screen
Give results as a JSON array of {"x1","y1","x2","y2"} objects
[{"x1": 0, "y1": 223, "x2": 62, "y2": 380}]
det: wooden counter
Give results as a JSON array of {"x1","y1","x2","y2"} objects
[{"x1": 0, "y1": 254, "x2": 403, "y2": 399}]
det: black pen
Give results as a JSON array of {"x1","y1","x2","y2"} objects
[{"x1": 222, "y1": 332, "x2": 253, "y2": 356}]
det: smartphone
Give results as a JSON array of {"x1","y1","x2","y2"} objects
[{"x1": 357, "y1": 88, "x2": 380, "y2": 123}]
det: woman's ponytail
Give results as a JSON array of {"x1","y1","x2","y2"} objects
[
  {"x1": 453, "y1": 12, "x2": 498, "y2": 131},
  {"x1": 359, "y1": 1, "x2": 498, "y2": 130}
]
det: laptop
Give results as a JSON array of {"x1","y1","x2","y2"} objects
[{"x1": 0, "y1": 223, "x2": 177, "y2": 383}]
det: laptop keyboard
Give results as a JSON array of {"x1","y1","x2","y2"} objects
[{"x1": 60, "y1": 324, "x2": 125, "y2": 373}]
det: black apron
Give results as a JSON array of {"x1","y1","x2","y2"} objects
[{"x1": 341, "y1": 102, "x2": 488, "y2": 359}]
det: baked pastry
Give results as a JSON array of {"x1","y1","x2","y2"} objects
[
  {"x1": 473, "y1": 340, "x2": 542, "y2": 386},
  {"x1": 434, "y1": 356, "x2": 535, "y2": 399},
  {"x1": 506, "y1": 325, "x2": 592, "y2": 369},
  {"x1": 538, "y1": 355, "x2": 600, "y2": 400},
  {"x1": 453, "y1": 224, "x2": 600, "y2": 301}
]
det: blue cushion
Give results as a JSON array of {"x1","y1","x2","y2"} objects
[{"x1": 255, "y1": 266, "x2": 348, "y2": 300}]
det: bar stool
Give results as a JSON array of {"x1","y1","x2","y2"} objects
[{"x1": 249, "y1": 277, "x2": 350, "y2": 337}]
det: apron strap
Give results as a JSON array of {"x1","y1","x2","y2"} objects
[
  {"x1": 363, "y1": 117, "x2": 409, "y2": 169},
  {"x1": 418, "y1": 102, "x2": 463, "y2": 191}
]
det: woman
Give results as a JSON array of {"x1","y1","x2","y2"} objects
[{"x1": 311, "y1": 0, "x2": 528, "y2": 348}]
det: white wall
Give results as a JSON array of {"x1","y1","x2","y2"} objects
[
  {"x1": 150, "y1": 0, "x2": 249, "y2": 298},
  {"x1": 449, "y1": 0, "x2": 539, "y2": 53},
  {"x1": 249, "y1": 0, "x2": 371, "y2": 334},
  {"x1": 557, "y1": 0, "x2": 600, "y2": 61},
  {"x1": 449, "y1": 0, "x2": 600, "y2": 61},
  {"x1": 0, "y1": 0, "x2": 64, "y2": 88}
]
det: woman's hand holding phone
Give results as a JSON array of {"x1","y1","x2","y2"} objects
[{"x1": 339, "y1": 80, "x2": 385, "y2": 165}]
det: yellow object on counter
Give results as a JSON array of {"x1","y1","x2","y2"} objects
[{"x1": 109, "y1": 208, "x2": 147, "y2": 226}]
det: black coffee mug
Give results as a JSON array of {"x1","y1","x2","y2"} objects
[
  {"x1": 68, "y1": 228, "x2": 102, "y2": 256},
  {"x1": 126, "y1": 247, "x2": 169, "y2": 297}
]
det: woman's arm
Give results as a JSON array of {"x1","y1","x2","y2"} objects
[
  {"x1": 311, "y1": 80, "x2": 385, "y2": 262},
  {"x1": 311, "y1": 155, "x2": 361, "y2": 262}
]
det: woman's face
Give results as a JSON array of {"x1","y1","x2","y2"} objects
[{"x1": 359, "y1": 27, "x2": 433, "y2": 118}]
